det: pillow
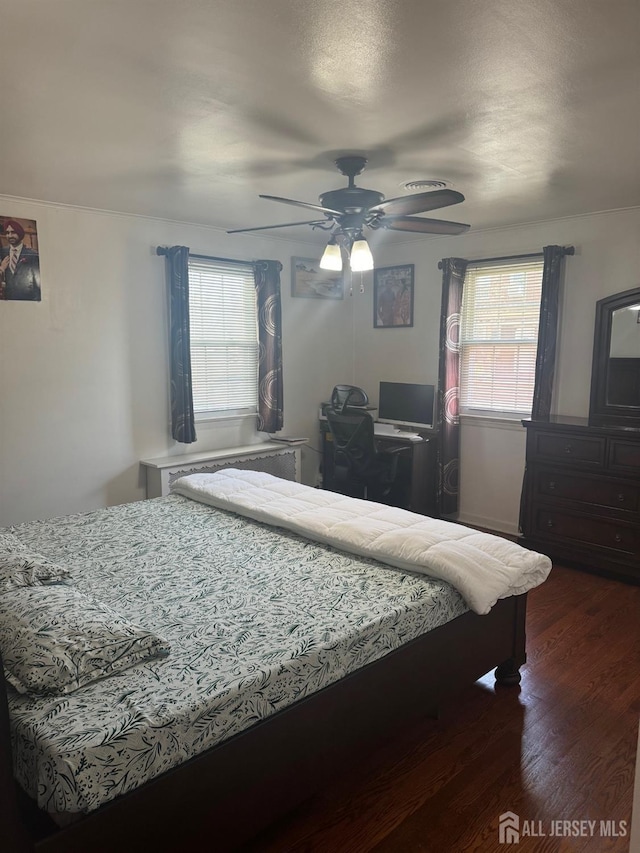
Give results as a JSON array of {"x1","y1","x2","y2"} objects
[
  {"x1": 0, "y1": 550, "x2": 72, "y2": 593},
  {"x1": 0, "y1": 585, "x2": 170, "y2": 695}
]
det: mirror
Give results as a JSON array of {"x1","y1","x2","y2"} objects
[{"x1": 589, "y1": 287, "x2": 640, "y2": 427}]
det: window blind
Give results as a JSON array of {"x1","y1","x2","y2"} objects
[
  {"x1": 188, "y1": 257, "x2": 258, "y2": 416},
  {"x1": 459, "y1": 258, "x2": 544, "y2": 417}
]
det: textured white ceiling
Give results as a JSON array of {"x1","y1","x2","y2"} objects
[{"x1": 2, "y1": 0, "x2": 639, "y2": 245}]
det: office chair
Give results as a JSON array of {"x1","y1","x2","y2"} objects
[{"x1": 325, "y1": 385, "x2": 407, "y2": 502}]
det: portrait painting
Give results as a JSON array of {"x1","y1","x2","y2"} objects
[
  {"x1": 291, "y1": 257, "x2": 343, "y2": 300},
  {"x1": 373, "y1": 264, "x2": 414, "y2": 328},
  {"x1": 0, "y1": 215, "x2": 41, "y2": 302}
]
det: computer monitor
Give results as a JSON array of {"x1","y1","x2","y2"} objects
[{"x1": 377, "y1": 381, "x2": 435, "y2": 430}]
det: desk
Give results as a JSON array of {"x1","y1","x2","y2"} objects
[
  {"x1": 319, "y1": 421, "x2": 437, "y2": 516},
  {"x1": 141, "y1": 442, "x2": 303, "y2": 498}
]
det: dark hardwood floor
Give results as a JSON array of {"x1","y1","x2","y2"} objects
[{"x1": 244, "y1": 565, "x2": 640, "y2": 852}]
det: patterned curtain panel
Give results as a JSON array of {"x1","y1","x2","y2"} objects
[
  {"x1": 531, "y1": 245, "x2": 573, "y2": 420},
  {"x1": 437, "y1": 257, "x2": 468, "y2": 517},
  {"x1": 167, "y1": 246, "x2": 197, "y2": 444},
  {"x1": 254, "y1": 260, "x2": 284, "y2": 433}
]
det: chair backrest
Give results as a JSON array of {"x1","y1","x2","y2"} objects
[
  {"x1": 326, "y1": 384, "x2": 403, "y2": 499},
  {"x1": 330, "y1": 384, "x2": 369, "y2": 414},
  {"x1": 325, "y1": 406, "x2": 378, "y2": 484}
]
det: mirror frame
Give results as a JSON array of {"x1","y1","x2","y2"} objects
[{"x1": 589, "y1": 286, "x2": 640, "y2": 428}]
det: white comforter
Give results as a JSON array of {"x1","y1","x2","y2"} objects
[{"x1": 172, "y1": 469, "x2": 552, "y2": 615}]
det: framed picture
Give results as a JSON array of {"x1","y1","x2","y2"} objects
[
  {"x1": 373, "y1": 264, "x2": 414, "y2": 328},
  {"x1": 291, "y1": 257, "x2": 343, "y2": 300},
  {"x1": 0, "y1": 215, "x2": 41, "y2": 302}
]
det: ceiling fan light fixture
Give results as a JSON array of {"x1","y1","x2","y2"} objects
[
  {"x1": 319, "y1": 238, "x2": 342, "y2": 271},
  {"x1": 349, "y1": 236, "x2": 374, "y2": 272},
  {"x1": 227, "y1": 156, "x2": 469, "y2": 241}
]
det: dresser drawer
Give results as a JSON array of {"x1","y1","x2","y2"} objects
[
  {"x1": 531, "y1": 431, "x2": 605, "y2": 466},
  {"x1": 534, "y1": 467, "x2": 640, "y2": 514},
  {"x1": 608, "y1": 438, "x2": 640, "y2": 474},
  {"x1": 534, "y1": 507, "x2": 639, "y2": 555}
]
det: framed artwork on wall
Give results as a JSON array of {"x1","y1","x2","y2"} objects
[
  {"x1": 373, "y1": 264, "x2": 414, "y2": 328},
  {"x1": 291, "y1": 257, "x2": 343, "y2": 300},
  {"x1": 0, "y1": 215, "x2": 41, "y2": 302}
]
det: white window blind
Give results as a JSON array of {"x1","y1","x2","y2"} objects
[
  {"x1": 459, "y1": 258, "x2": 544, "y2": 417},
  {"x1": 188, "y1": 257, "x2": 258, "y2": 417}
]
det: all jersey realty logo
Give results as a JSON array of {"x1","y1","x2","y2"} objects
[{"x1": 498, "y1": 812, "x2": 628, "y2": 844}]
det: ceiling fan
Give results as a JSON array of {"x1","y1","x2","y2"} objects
[{"x1": 227, "y1": 155, "x2": 470, "y2": 271}]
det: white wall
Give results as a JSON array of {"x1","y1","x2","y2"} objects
[
  {"x1": 2, "y1": 197, "x2": 638, "y2": 532},
  {"x1": 356, "y1": 207, "x2": 640, "y2": 534},
  {"x1": 0, "y1": 198, "x2": 354, "y2": 526}
]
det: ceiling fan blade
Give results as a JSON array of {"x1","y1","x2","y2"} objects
[
  {"x1": 259, "y1": 194, "x2": 343, "y2": 217},
  {"x1": 375, "y1": 215, "x2": 470, "y2": 235},
  {"x1": 371, "y1": 189, "x2": 465, "y2": 216},
  {"x1": 227, "y1": 219, "x2": 328, "y2": 234}
]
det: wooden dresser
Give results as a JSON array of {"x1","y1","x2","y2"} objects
[{"x1": 519, "y1": 417, "x2": 640, "y2": 583}]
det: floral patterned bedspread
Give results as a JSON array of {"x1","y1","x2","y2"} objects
[{"x1": 5, "y1": 494, "x2": 467, "y2": 814}]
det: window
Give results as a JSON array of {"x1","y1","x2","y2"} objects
[
  {"x1": 459, "y1": 258, "x2": 544, "y2": 418},
  {"x1": 187, "y1": 257, "x2": 258, "y2": 419}
]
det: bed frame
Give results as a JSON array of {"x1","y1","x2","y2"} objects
[{"x1": 1, "y1": 592, "x2": 527, "y2": 853}]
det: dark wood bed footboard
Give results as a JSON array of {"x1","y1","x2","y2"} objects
[{"x1": 1, "y1": 593, "x2": 527, "y2": 853}]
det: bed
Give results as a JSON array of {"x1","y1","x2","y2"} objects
[{"x1": 0, "y1": 470, "x2": 551, "y2": 853}]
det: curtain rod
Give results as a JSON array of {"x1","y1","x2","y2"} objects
[
  {"x1": 437, "y1": 246, "x2": 574, "y2": 270},
  {"x1": 156, "y1": 247, "x2": 253, "y2": 266}
]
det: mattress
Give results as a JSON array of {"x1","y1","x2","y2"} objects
[{"x1": 5, "y1": 494, "x2": 468, "y2": 815}]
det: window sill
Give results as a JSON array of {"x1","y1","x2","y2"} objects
[{"x1": 460, "y1": 413, "x2": 526, "y2": 432}]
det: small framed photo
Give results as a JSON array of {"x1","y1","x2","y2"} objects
[
  {"x1": 373, "y1": 264, "x2": 414, "y2": 328},
  {"x1": 0, "y1": 215, "x2": 41, "y2": 302},
  {"x1": 291, "y1": 257, "x2": 343, "y2": 300}
]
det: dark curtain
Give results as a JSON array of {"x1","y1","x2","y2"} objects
[
  {"x1": 531, "y1": 245, "x2": 571, "y2": 420},
  {"x1": 254, "y1": 260, "x2": 284, "y2": 433},
  {"x1": 436, "y1": 257, "x2": 468, "y2": 517},
  {"x1": 166, "y1": 245, "x2": 197, "y2": 444}
]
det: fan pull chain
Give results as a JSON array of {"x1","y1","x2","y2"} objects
[{"x1": 347, "y1": 273, "x2": 365, "y2": 297}]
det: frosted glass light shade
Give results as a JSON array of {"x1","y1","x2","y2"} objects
[
  {"x1": 320, "y1": 241, "x2": 342, "y2": 271},
  {"x1": 350, "y1": 238, "x2": 374, "y2": 271}
]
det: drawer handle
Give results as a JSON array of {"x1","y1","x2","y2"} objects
[
  {"x1": 614, "y1": 533, "x2": 622, "y2": 544},
  {"x1": 546, "y1": 519, "x2": 555, "y2": 529},
  {"x1": 617, "y1": 493, "x2": 625, "y2": 503},
  {"x1": 548, "y1": 481, "x2": 556, "y2": 490},
  {"x1": 564, "y1": 444, "x2": 573, "y2": 454}
]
